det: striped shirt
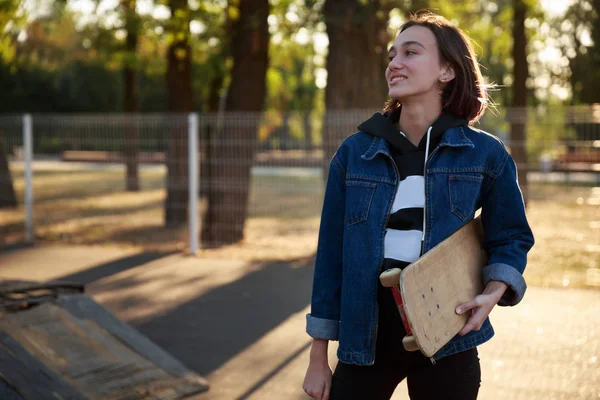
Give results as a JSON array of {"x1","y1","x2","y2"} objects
[
  {"x1": 382, "y1": 131, "x2": 430, "y2": 272},
  {"x1": 355, "y1": 110, "x2": 468, "y2": 272}
]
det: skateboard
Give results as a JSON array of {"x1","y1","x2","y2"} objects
[{"x1": 379, "y1": 216, "x2": 487, "y2": 358}]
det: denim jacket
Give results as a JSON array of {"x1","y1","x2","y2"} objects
[{"x1": 306, "y1": 125, "x2": 534, "y2": 365}]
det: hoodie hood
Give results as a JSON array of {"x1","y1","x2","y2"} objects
[
  {"x1": 357, "y1": 108, "x2": 468, "y2": 257},
  {"x1": 356, "y1": 108, "x2": 468, "y2": 155}
]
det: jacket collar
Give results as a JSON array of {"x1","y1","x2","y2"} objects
[{"x1": 361, "y1": 126, "x2": 474, "y2": 161}]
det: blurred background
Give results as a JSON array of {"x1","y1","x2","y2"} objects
[
  {"x1": 0, "y1": 1, "x2": 598, "y2": 398},
  {"x1": 1, "y1": 0, "x2": 598, "y2": 287}
]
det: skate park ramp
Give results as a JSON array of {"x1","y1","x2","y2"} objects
[{"x1": 0, "y1": 279, "x2": 209, "y2": 399}]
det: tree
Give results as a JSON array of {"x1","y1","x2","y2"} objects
[
  {"x1": 196, "y1": 0, "x2": 230, "y2": 113},
  {"x1": 0, "y1": 0, "x2": 22, "y2": 209},
  {"x1": 0, "y1": 0, "x2": 21, "y2": 65},
  {"x1": 265, "y1": 38, "x2": 319, "y2": 150},
  {"x1": 511, "y1": 0, "x2": 529, "y2": 203},
  {"x1": 322, "y1": 0, "x2": 391, "y2": 175},
  {"x1": 201, "y1": 0, "x2": 270, "y2": 245},
  {"x1": 164, "y1": 0, "x2": 194, "y2": 227},
  {"x1": 562, "y1": 0, "x2": 600, "y2": 104},
  {"x1": 122, "y1": 0, "x2": 141, "y2": 191},
  {"x1": 0, "y1": 133, "x2": 17, "y2": 209},
  {"x1": 265, "y1": 1, "x2": 321, "y2": 150}
]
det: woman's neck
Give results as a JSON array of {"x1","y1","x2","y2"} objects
[{"x1": 398, "y1": 101, "x2": 443, "y2": 146}]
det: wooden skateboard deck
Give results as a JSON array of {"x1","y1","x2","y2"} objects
[{"x1": 380, "y1": 216, "x2": 487, "y2": 358}]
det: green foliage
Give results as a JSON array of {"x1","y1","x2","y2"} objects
[
  {"x1": 0, "y1": 0, "x2": 594, "y2": 114},
  {"x1": 0, "y1": 0, "x2": 24, "y2": 64},
  {"x1": 559, "y1": 0, "x2": 600, "y2": 104},
  {"x1": 259, "y1": 0, "x2": 324, "y2": 148}
]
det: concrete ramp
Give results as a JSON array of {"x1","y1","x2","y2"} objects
[{"x1": 0, "y1": 280, "x2": 209, "y2": 399}]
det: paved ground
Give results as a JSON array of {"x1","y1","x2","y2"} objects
[{"x1": 0, "y1": 244, "x2": 598, "y2": 399}]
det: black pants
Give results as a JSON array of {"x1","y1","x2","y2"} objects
[{"x1": 329, "y1": 285, "x2": 481, "y2": 400}]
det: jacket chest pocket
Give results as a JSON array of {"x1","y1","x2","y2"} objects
[
  {"x1": 449, "y1": 175, "x2": 483, "y2": 221},
  {"x1": 344, "y1": 180, "x2": 376, "y2": 226}
]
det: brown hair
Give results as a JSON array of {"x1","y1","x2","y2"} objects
[{"x1": 384, "y1": 12, "x2": 489, "y2": 124}]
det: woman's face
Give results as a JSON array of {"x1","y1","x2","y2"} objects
[{"x1": 385, "y1": 25, "x2": 450, "y2": 103}]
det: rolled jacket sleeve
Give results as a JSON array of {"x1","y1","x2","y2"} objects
[
  {"x1": 480, "y1": 151, "x2": 534, "y2": 306},
  {"x1": 306, "y1": 154, "x2": 346, "y2": 340},
  {"x1": 306, "y1": 314, "x2": 339, "y2": 340}
]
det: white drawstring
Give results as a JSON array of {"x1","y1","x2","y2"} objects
[{"x1": 422, "y1": 126, "x2": 432, "y2": 242}]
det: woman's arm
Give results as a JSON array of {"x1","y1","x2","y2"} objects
[
  {"x1": 306, "y1": 155, "x2": 347, "y2": 340},
  {"x1": 456, "y1": 150, "x2": 534, "y2": 335},
  {"x1": 303, "y1": 339, "x2": 332, "y2": 400},
  {"x1": 456, "y1": 280, "x2": 508, "y2": 335},
  {"x1": 303, "y1": 154, "x2": 347, "y2": 399},
  {"x1": 479, "y1": 151, "x2": 534, "y2": 306}
]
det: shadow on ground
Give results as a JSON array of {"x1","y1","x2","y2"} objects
[
  {"x1": 55, "y1": 251, "x2": 178, "y2": 285},
  {"x1": 126, "y1": 256, "x2": 315, "y2": 377},
  {"x1": 0, "y1": 245, "x2": 316, "y2": 394}
]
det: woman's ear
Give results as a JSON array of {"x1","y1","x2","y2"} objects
[{"x1": 439, "y1": 65, "x2": 456, "y2": 83}]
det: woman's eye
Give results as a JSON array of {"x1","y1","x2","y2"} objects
[
  {"x1": 388, "y1": 55, "x2": 395, "y2": 61},
  {"x1": 405, "y1": 50, "x2": 417, "y2": 56}
]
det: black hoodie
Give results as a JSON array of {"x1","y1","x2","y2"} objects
[
  {"x1": 356, "y1": 109, "x2": 468, "y2": 357},
  {"x1": 357, "y1": 109, "x2": 468, "y2": 272}
]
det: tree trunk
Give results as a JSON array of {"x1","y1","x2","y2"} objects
[
  {"x1": 0, "y1": 133, "x2": 17, "y2": 208},
  {"x1": 303, "y1": 112, "x2": 313, "y2": 150},
  {"x1": 207, "y1": 75, "x2": 224, "y2": 113},
  {"x1": 322, "y1": 0, "x2": 391, "y2": 179},
  {"x1": 511, "y1": 0, "x2": 529, "y2": 204},
  {"x1": 201, "y1": 0, "x2": 269, "y2": 246},
  {"x1": 280, "y1": 111, "x2": 291, "y2": 150},
  {"x1": 122, "y1": 0, "x2": 140, "y2": 192},
  {"x1": 164, "y1": 0, "x2": 193, "y2": 227}
]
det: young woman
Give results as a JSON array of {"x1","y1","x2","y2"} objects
[{"x1": 302, "y1": 13, "x2": 534, "y2": 400}]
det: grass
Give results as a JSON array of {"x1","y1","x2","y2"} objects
[
  {"x1": 524, "y1": 185, "x2": 600, "y2": 288},
  {"x1": 1, "y1": 164, "x2": 598, "y2": 289}
]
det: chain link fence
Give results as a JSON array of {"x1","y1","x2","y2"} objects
[{"x1": 0, "y1": 107, "x2": 598, "y2": 253}]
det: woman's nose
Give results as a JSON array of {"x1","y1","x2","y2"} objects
[{"x1": 388, "y1": 56, "x2": 404, "y2": 71}]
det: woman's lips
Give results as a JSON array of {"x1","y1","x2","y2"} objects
[{"x1": 389, "y1": 76, "x2": 406, "y2": 85}]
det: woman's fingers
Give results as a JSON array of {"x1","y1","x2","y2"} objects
[
  {"x1": 456, "y1": 297, "x2": 480, "y2": 315},
  {"x1": 322, "y1": 381, "x2": 331, "y2": 400},
  {"x1": 456, "y1": 294, "x2": 496, "y2": 336},
  {"x1": 458, "y1": 307, "x2": 486, "y2": 336},
  {"x1": 303, "y1": 382, "x2": 325, "y2": 399},
  {"x1": 303, "y1": 363, "x2": 332, "y2": 399},
  {"x1": 303, "y1": 387, "x2": 321, "y2": 399}
]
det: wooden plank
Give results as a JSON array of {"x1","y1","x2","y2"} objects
[
  {"x1": 0, "y1": 379, "x2": 25, "y2": 400},
  {"x1": 0, "y1": 290, "x2": 208, "y2": 399},
  {"x1": 58, "y1": 295, "x2": 208, "y2": 388},
  {"x1": 0, "y1": 332, "x2": 86, "y2": 400},
  {"x1": 2, "y1": 303, "x2": 167, "y2": 397},
  {"x1": 0, "y1": 280, "x2": 84, "y2": 296},
  {"x1": 0, "y1": 280, "x2": 84, "y2": 311},
  {"x1": 0, "y1": 295, "x2": 66, "y2": 312}
]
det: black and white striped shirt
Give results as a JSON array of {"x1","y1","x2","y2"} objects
[
  {"x1": 356, "y1": 111, "x2": 468, "y2": 272},
  {"x1": 382, "y1": 130, "x2": 430, "y2": 272}
]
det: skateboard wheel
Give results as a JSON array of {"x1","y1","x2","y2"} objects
[
  {"x1": 380, "y1": 268, "x2": 401, "y2": 287},
  {"x1": 402, "y1": 335, "x2": 419, "y2": 352}
]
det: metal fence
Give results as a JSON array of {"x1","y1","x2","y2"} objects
[{"x1": 0, "y1": 106, "x2": 598, "y2": 251}]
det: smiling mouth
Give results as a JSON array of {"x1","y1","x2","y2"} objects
[{"x1": 389, "y1": 76, "x2": 406, "y2": 85}]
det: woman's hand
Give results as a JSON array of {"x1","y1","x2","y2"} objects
[
  {"x1": 303, "y1": 339, "x2": 332, "y2": 400},
  {"x1": 303, "y1": 360, "x2": 332, "y2": 400},
  {"x1": 455, "y1": 280, "x2": 508, "y2": 336}
]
